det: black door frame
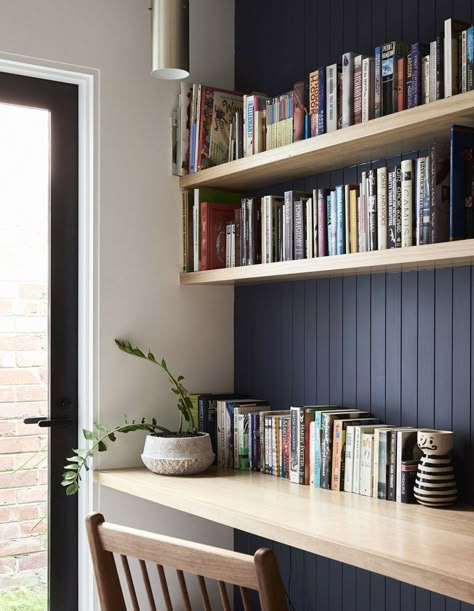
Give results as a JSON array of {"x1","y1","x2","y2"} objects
[{"x1": 0, "y1": 71, "x2": 79, "y2": 611}]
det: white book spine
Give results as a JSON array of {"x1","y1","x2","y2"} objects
[
  {"x1": 327, "y1": 64, "x2": 338, "y2": 132},
  {"x1": 231, "y1": 224, "x2": 235, "y2": 267},
  {"x1": 309, "y1": 421, "x2": 315, "y2": 486},
  {"x1": 359, "y1": 173, "x2": 367, "y2": 253},
  {"x1": 373, "y1": 429, "x2": 381, "y2": 498},
  {"x1": 401, "y1": 159, "x2": 413, "y2": 247},
  {"x1": 377, "y1": 167, "x2": 388, "y2": 250},
  {"x1": 342, "y1": 52, "x2": 355, "y2": 128},
  {"x1": 352, "y1": 427, "x2": 362, "y2": 494},
  {"x1": 422, "y1": 55, "x2": 430, "y2": 104},
  {"x1": 361, "y1": 57, "x2": 375, "y2": 122},
  {"x1": 429, "y1": 41, "x2": 437, "y2": 102},
  {"x1": 226, "y1": 224, "x2": 231, "y2": 268},
  {"x1": 344, "y1": 426, "x2": 355, "y2": 492},
  {"x1": 246, "y1": 96, "x2": 255, "y2": 157},
  {"x1": 360, "y1": 433, "x2": 374, "y2": 496}
]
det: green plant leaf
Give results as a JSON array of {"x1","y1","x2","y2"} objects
[
  {"x1": 66, "y1": 456, "x2": 80, "y2": 463},
  {"x1": 94, "y1": 423, "x2": 108, "y2": 434},
  {"x1": 98, "y1": 441, "x2": 107, "y2": 452},
  {"x1": 66, "y1": 483, "x2": 79, "y2": 496},
  {"x1": 62, "y1": 471, "x2": 76, "y2": 481},
  {"x1": 108, "y1": 432, "x2": 116, "y2": 442},
  {"x1": 64, "y1": 464, "x2": 78, "y2": 471},
  {"x1": 83, "y1": 429, "x2": 97, "y2": 442},
  {"x1": 73, "y1": 448, "x2": 88, "y2": 458},
  {"x1": 177, "y1": 375, "x2": 184, "y2": 381}
]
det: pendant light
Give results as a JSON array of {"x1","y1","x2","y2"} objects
[{"x1": 151, "y1": 0, "x2": 190, "y2": 80}]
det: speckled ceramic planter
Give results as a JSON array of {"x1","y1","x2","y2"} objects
[{"x1": 141, "y1": 433, "x2": 214, "y2": 476}]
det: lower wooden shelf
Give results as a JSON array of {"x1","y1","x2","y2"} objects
[
  {"x1": 94, "y1": 467, "x2": 474, "y2": 604},
  {"x1": 179, "y1": 239, "x2": 474, "y2": 285}
]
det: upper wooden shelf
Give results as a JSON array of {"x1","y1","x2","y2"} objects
[
  {"x1": 95, "y1": 467, "x2": 474, "y2": 605},
  {"x1": 179, "y1": 239, "x2": 474, "y2": 285},
  {"x1": 178, "y1": 91, "x2": 474, "y2": 191}
]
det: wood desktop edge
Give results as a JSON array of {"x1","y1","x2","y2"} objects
[{"x1": 93, "y1": 468, "x2": 474, "y2": 605}]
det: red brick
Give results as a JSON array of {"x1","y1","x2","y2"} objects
[
  {"x1": 0, "y1": 557, "x2": 15, "y2": 573},
  {"x1": 15, "y1": 385, "x2": 47, "y2": 401},
  {"x1": 0, "y1": 536, "x2": 43, "y2": 557},
  {"x1": 11, "y1": 504, "x2": 40, "y2": 522},
  {"x1": 0, "y1": 436, "x2": 41, "y2": 454},
  {"x1": 0, "y1": 335, "x2": 42, "y2": 351},
  {"x1": 0, "y1": 489, "x2": 15, "y2": 505},
  {"x1": 18, "y1": 285, "x2": 47, "y2": 300},
  {"x1": 17, "y1": 551, "x2": 47, "y2": 571},
  {"x1": 0, "y1": 471, "x2": 37, "y2": 489},
  {"x1": 0, "y1": 456, "x2": 15, "y2": 471},
  {"x1": 16, "y1": 485, "x2": 47, "y2": 504},
  {"x1": 0, "y1": 422, "x2": 15, "y2": 436},
  {"x1": 20, "y1": 519, "x2": 47, "y2": 537},
  {"x1": 0, "y1": 368, "x2": 41, "y2": 385}
]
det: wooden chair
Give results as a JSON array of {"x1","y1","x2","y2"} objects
[{"x1": 86, "y1": 512, "x2": 289, "y2": 611}]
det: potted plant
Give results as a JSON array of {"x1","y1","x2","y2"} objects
[{"x1": 61, "y1": 339, "x2": 214, "y2": 495}]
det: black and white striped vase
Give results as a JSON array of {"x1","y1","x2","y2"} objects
[{"x1": 414, "y1": 430, "x2": 457, "y2": 507}]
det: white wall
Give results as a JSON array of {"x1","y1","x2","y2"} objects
[{"x1": 0, "y1": 0, "x2": 235, "y2": 603}]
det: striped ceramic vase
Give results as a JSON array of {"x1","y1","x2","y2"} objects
[{"x1": 414, "y1": 430, "x2": 457, "y2": 507}]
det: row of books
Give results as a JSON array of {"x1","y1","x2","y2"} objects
[
  {"x1": 172, "y1": 18, "x2": 474, "y2": 176},
  {"x1": 194, "y1": 395, "x2": 441, "y2": 504},
  {"x1": 182, "y1": 125, "x2": 474, "y2": 272}
]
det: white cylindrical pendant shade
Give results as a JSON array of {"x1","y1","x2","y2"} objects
[{"x1": 151, "y1": 0, "x2": 189, "y2": 80}]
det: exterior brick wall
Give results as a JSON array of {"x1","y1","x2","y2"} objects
[{"x1": 0, "y1": 280, "x2": 48, "y2": 591}]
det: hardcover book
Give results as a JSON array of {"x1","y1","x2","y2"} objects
[
  {"x1": 382, "y1": 41, "x2": 410, "y2": 115},
  {"x1": 326, "y1": 63, "x2": 341, "y2": 132},
  {"x1": 429, "y1": 140, "x2": 450, "y2": 243},
  {"x1": 309, "y1": 69, "x2": 319, "y2": 137},
  {"x1": 444, "y1": 18, "x2": 470, "y2": 97},
  {"x1": 376, "y1": 167, "x2": 387, "y2": 250},
  {"x1": 209, "y1": 90, "x2": 243, "y2": 167},
  {"x1": 317, "y1": 67, "x2": 327, "y2": 135},
  {"x1": 401, "y1": 159, "x2": 413, "y2": 247},
  {"x1": 450, "y1": 124, "x2": 474, "y2": 240},
  {"x1": 342, "y1": 52, "x2": 356, "y2": 128},
  {"x1": 200, "y1": 202, "x2": 241, "y2": 271}
]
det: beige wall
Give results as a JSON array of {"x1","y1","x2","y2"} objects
[{"x1": 0, "y1": 0, "x2": 235, "y2": 603}]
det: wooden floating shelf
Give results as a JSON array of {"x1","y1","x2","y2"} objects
[
  {"x1": 95, "y1": 468, "x2": 474, "y2": 605},
  {"x1": 179, "y1": 91, "x2": 474, "y2": 191},
  {"x1": 179, "y1": 240, "x2": 474, "y2": 285}
]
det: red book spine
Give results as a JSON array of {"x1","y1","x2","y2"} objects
[
  {"x1": 397, "y1": 57, "x2": 407, "y2": 111},
  {"x1": 200, "y1": 202, "x2": 209, "y2": 271}
]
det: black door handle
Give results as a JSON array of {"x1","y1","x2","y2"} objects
[{"x1": 23, "y1": 417, "x2": 72, "y2": 428}]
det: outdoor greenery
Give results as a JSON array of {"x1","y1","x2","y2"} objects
[
  {"x1": 0, "y1": 588, "x2": 47, "y2": 611},
  {"x1": 61, "y1": 339, "x2": 196, "y2": 495}
]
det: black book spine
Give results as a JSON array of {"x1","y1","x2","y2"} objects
[
  {"x1": 387, "y1": 430, "x2": 397, "y2": 501},
  {"x1": 395, "y1": 166, "x2": 402, "y2": 247},
  {"x1": 234, "y1": 208, "x2": 241, "y2": 266},
  {"x1": 198, "y1": 396, "x2": 206, "y2": 433},
  {"x1": 277, "y1": 206, "x2": 283, "y2": 261},
  {"x1": 240, "y1": 200, "x2": 247, "y2": 266},
  {"x1": 400, "y1": 461, "x2": 418, "y2": 503},
  {"x1": 255, "y1": 203, "x2": 262, "y2": 264}
]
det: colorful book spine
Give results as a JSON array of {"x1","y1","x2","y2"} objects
[
  {"x1": 294, "y1": 200, "x2": 305, "y2": 260},
  {"x1": 353, "y1": 55, "x2": 365, "y2": 124},
  {"x1": 401, "y1": 159, "x2": 413, "y2": 247},
  {"x1": 444, "y1": 18, "x2": 470, "y2": 97},
  {"x1": 309, "y1": 69, "x2": 319, "y2": 137},
  {"x1": 290, "y1": 406, "x2": 302, "y2": 484},
  {"x1": 407, "y1": 43, "x2": 425, "y2": 107},
  {"x1": 349, "y1": 188, "x2": 358, "y2": 253},
  {"x1": 327, "y1": 193, "x2": 332, "y2": 256},
  {"x1": 423, "y1": 155, "x2": 431, "y2": 244},
  {"x1": 374, "y1": 46, "x2": 382, "y2": 118},
  {"x1": 281, "y1": 416, "x2": 290, "y2": 479},
  {"x1": 336, "y1": 185, "x2": 345, "y2": 255},
  {"x1": 318, "y1": 189, "x2": 328, "y2": 256},
  {"x1": 382, "y1": 41, "x2": 409, "y2": 115},
  {"x1": 395, "y1": 166, "x2": 402, "y2": 247},
  {"x1": 342, "y1": 52, "x2": 356, "y2": 128},
  {"x1": 468, "y1": 26, "x2": 474, "y2": 92},
  {"x1": 387, "y1": 167, "x2": 396, "y2": 248},
  {"x1": 317, "y1": 67, "x2": 327, "y2": 135},
  {"x1": 398, "y1": 56, "x2": 407, "y2": 111},
  {"x1": 376, "y1": 167, "x2": 387, "y2": 250},
  {"x1": 377, "y1": 429, "x2": 390, "y2": 499},
  {"x1": 330, "y1": 189, "x2": 337, "y2": 255}
]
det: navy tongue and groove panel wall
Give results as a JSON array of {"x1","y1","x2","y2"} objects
[{"x1": 234, "y1": 1, "x2": 474, "y2": 610}]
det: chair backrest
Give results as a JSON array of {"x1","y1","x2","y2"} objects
[{"x1": 86, "y1": 512, "x2": 289, "y2": 611}]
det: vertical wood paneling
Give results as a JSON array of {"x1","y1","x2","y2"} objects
[
  {"x1": 234, "y1": 1, "x2": 474, "y2": 609},
  {"x1": 401, "y1": 272, "x2": 418, "y2": 427}
]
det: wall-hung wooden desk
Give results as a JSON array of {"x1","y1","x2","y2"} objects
[{"x1": 94, "y1": 468, "x2": 474, "y2": 605}]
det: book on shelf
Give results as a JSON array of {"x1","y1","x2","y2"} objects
[
  {"x1": 401, "y1": 159, "x2": 413, "y2": 248},
  {"x1": 395, "y1": 428, "x2": 421, "y2": 502},
  {"x1": 429, "y1": 140, "x2": 451, "y2": 243},
  {"x1": 198, "y1": 393, "x2": 238, "y2": 464},
  {"x1": 327, "y1": 63, "x2": 342, "y2": 132},
  {"x1": 450, "y1": 124, "x2": 474, "y2": 240},
  {"x1": 444, "y1": 18, "x2": 471, "y2": 97},
  {"x1": 200, "y1": 201, "x2": 241, "y2": 271},
  {"x1": 352, "y1": 424, "x2": 388, "y2": 495},
  {"x1": 342, "y1": 52, "x2": 356, "y2": 128},
  {"x1": 359, "y1": 432, "x2": 375, "y2": 496},
  {"x1": 373, "y1": 425, "x2": 396, "y2": 498},
  {"x1": 381, "y1": 41, "x2": 410, "y2": 115}
]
